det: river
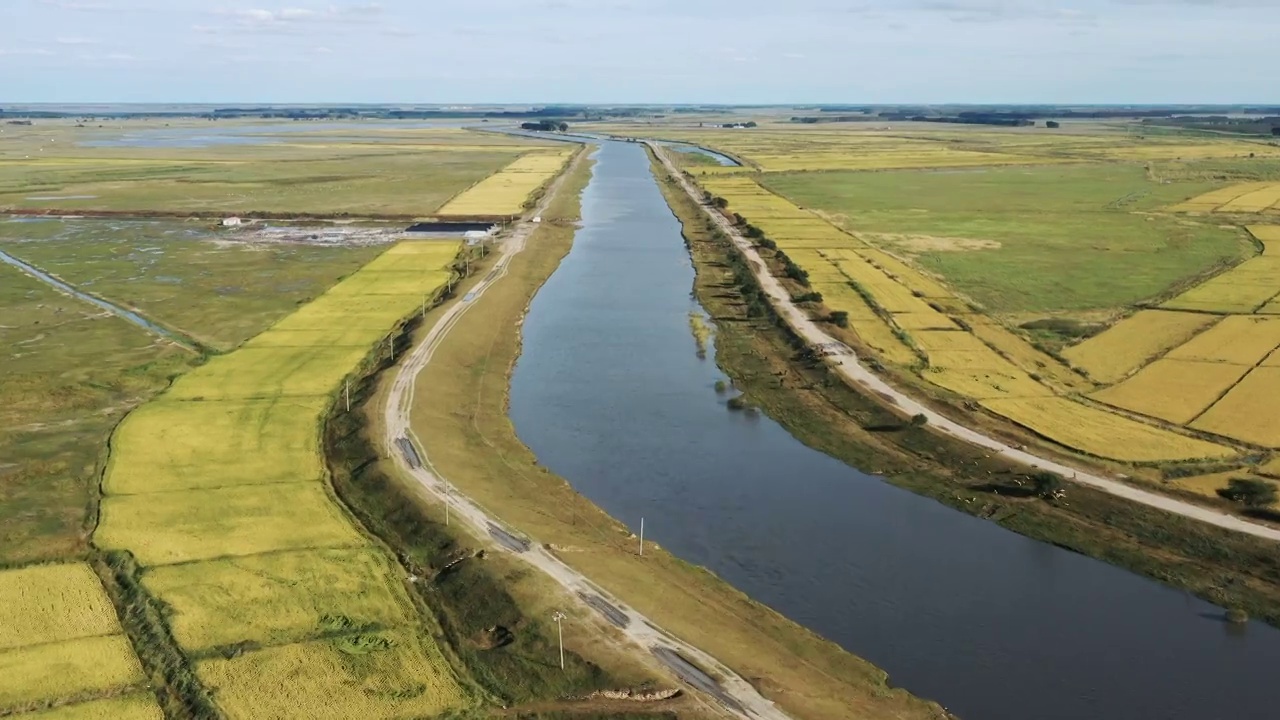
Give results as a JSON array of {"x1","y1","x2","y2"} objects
[{"x1": 508, "y1": 140, "x2": 1280, "y2": 720}]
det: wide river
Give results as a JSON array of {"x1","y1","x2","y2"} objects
[{"x1": 509, "y1": 140, "x2": 1280, "y2": 720}]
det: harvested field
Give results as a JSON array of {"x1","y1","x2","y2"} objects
[
  {"x1": 1192, "y1": 367, "x2": 1280, "y2": 447},
  {"x1": 22, "y1": 694, "x2": 163, "y2": 720},
  {"x1": 1091, "y1": 359, "x2": 1250, "y2": 425},
  {"x1": 0, "y1": 635, "x2": 144, "y2": 711},
  {"x1": 1164, "y1": 316, "x2": 1280, "y2": 365},
  {"x1": 981, "y1": 397, "x2": 1235, "y2": 462},
  {"x1": 1062, "y1": 310, "x2": 1219, "y2": 384},
  {"x1": 197, "y1": 630, "x2": 466, "y2": 720},
  {"x1": 437, "y1": 149, "x2": 574, "y2": 216},
  {"x1": 0, "y1": 564, "x2": 120, "y2": 650},
  {"x1": 143, "y1": 549, "x2": 417, "y2": 650}
]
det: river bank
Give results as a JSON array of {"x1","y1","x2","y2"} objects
[{"x1": 406, "y1": 144, "x2": 949, "y2": 719}]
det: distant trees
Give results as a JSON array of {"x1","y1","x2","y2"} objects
[
  {"x1": 520, "y1": 120, "x2": 568, "y2": 132},
  {"x1": 1273, "y1": 127, "x2": 1280, "y2": 136},
  {"x1": 1045, "y1": 121, "x2": 1060, "y2": 129},
  {"x1": 829, "y1": 311, "x2": 849, "y2": 328},
  {"x1": 1217, "y1": 478, "x2": 1278, "y2": 508}
]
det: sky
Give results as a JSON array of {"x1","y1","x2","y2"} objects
[{"x1": 0, "y1": 0, "x2": 1276, "y2": 104}]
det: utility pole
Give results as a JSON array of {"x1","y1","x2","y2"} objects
[
  {"x1": 444, "y1": 484, "x2": 450, "y2": 526},
  {"x1": 344, "y1": 379, "x2": 350, "y2": 412},
  {"x1": 639, "y1": 517, "x2": 644, "y2": 557},
  {"x1": 552, "y1": 611, "x2": 566, "y2": 669},
  {"x1": 421, "y1": 295, "x2": 426, "y2": 319}
]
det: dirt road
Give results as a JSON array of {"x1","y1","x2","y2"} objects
[
  {"x1": 652, "y1": 143, "x2": 1280, "y2": 544},
  {"x1": 382, "y1": 147, "x2": 793, "y2": 720}
]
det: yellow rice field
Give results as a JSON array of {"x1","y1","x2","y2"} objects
[
  {"x1": 1091, "y1": 359, "x2": 1250, "y2": 425},
  {"x1": 104, "y1": 398, "x2": 329, "y2": 494},
  {"x1": 1192, "y1": 367, "x2": 1280, "y2": 447},
  {"x1": 1248, "y1": 225, "x2": 1280, "y2": 252},
  {"x1": 1164, "y1": 315, "x2": 1280, "y2": 365},
  {"x1": 198, "y1": 630, "x2": 466, "y2": 720},
  {"x1": 1062, "y1": 310, "x2": 1219, "y2": 384},
  {"x1": 143, "y1": 549, "x2": 418, "y2": 650},
  {"x1": 99, "y1": 483, "x2": 366, "y2": 566},
  {"x1": 0, "y1": 635, "x2": 144, "y2": 710},
  {"x1": 437, "y1": 149, "x2": 573, "y2": 216},
  {"x1": 94, "y1": 241, "x2": 464, "y2": 717},
  {"x1": 22, "y1": 695, "x2": 163, "y2": 720},
  {"x1": 981, "y1": 397, "x2": 1234, "y2": 462},
  {"x1": 1172, "y1": 182, "x2": 1280, "y2": 213},
  {"x1": 811, "y1": 282, "x2": 918, "y2": 365},
  {"x1": 1261, "y1": 456, "x2": 1280, "y2": 478},
  {"x1": 0, "y1": 564, "x2": 120, "y2": 650},
  {"x1": 964, "y1": 316, "x2": 1093, "y2": 393}
]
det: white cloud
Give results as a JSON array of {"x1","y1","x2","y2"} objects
[
  {"x1": 40, "y1": 0, "x2": 111, "y2": 10},
  {"x1": 313, "y1": 46, "x2": 333, "y2": 53},
  {"x1": 56, "y1": 36, "x2": 98, "y2": 45},
  {"x1": 0, "y1": 48, "x2": 55, "y2": 56}
]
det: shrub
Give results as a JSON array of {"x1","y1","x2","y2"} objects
[
  {"x1": 1218, "y1": 478, "x2": 1278, "y2": 508},
  {"x1": 829, "y1": 311, "x2": 849, "y2": 328}
]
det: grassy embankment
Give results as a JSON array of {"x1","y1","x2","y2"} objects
[
  {"x1": 325, "y1": 156, "x2": 695, "y2": 717},
  {"x1": 401, "y1": 152, "x2": 950, "y2": 719},
  {"x1": 649, "y1": 152, "x2": 1280, "y2": 628}
]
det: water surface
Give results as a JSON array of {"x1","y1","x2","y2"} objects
[{"x1": 509, "y1": 140, "x2": 1280, "y2": 720}]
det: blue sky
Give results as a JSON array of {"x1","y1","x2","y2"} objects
[{"x1": 1, "y1": 0, "x2": 1275, "y2": 104}]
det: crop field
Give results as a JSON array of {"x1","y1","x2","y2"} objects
[
  {"x1": 1092, "y1": 359, "x2": 1249, "y2": 425},
  {"x1": 437, "y1": 149, "x2": 574, "y2": 216},
  {"x1": 699, "y1": 175, "x2": 1238, "y2": 461},
  {"x1": 143, "y1": 549, "x2": 417, "y2": 650},
  {"x1": 1062, "y1": 310, "x2": 1219, "y2": 384},
  {"x1": 1172, "y1": 182, "x2": 1280, "y2": 214},
  {"x1": 0, "y1": 121, "x2": 560, "y2": 216},
  {"x1": 95, "y1": 240, "x2": 468, "y2": 717},
  {"x1": 981, "y1": 397, "x2": 1233, "y2": 462},
  {"x1": 688, "y1": 127, "x2": 1280, "y2": 463},
  {"x1": 198, "y1": 630, "x2": 464, "y2": 720},
  {"x1": 0, "y1": 563, "x2": 153, "y2": 715},
  {"x1": 1192, "y1": 368, "x2": 1280, "y2": 447}
]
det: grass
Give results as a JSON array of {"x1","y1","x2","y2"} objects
[
  {"x1": 0, "y1": 265, "x2": 191, "y2": 566},
  {"x1": 762, "y1": 163, "x2": 1250, "y2": 314},
  {"x1": 403, "y1": 150, "x2": 948, "y2": 720},
  {"x1": 0, "y1": 219, "x2": 385, "y2": 351},
  {"x1": 0, "y1": 121, "x2": 551, "y2": 216},
  {"x1": 656, "y1": 150, "x2": 1280, "y2": 635}
]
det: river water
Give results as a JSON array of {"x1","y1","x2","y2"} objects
[{"x1": 508, "y1": 140, "x2": 1280, "y2": 720}]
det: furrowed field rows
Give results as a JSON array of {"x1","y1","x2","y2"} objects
[
  {"x1": 1062, "y1": 310, "x2": 1219, "y2": 384},
  {"x1": 96, "y1": 241, "x2": 469, "y2": 718},
  {"x1": 437, "y1": 149, "x2": 574, "y2": 216},
  {"x1": 1163, "y1": 316, "x2": 1280, "y2": 365},
  {"x1": 701, "y1": 174, "x2": 1237, "y2": 463},
  {"x1": 0, "y1": 564, "x2": 157, "y2": 717}
]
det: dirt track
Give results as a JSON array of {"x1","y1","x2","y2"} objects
[
  {"x1": 382, "y1": 145, "x2": 793, "y2": 720},
  {"x1": 652, "y1": 143, "x2": 1280, "y2": 545}
]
